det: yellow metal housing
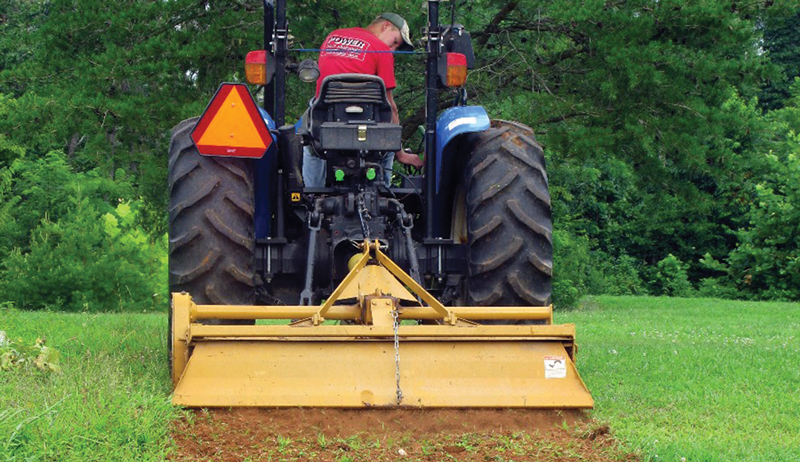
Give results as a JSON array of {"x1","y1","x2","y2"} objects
[{"x1": 170, "y1": 241, "x2": 593, "y2": 409}]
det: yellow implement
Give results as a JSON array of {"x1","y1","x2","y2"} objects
[{"x1": 170, "y1": 241, "x2": 593, "y2": 408}]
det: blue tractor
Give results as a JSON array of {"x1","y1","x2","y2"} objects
[{"x1": 167, "y1": 0, "x2": 552, "y2": 320}]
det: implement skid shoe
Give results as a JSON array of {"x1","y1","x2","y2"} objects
[{"x1": 170, "y1": 241, "x2": 594, "y2": 408}]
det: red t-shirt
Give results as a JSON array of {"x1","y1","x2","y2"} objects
[{"x1": 316, "y1": 27, "x2": 396, "y2": 96}]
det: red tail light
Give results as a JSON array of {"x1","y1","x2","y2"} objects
[
  {"x1": 438, "y1": 53, "x2": 468, "y2": 88},
  {"x1": 245, "y1": 50, "x2": 268, "y2": 85}
]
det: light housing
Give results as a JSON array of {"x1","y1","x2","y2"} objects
[
  {"x1": 298, "y1": 59, "x2": 320, "y2": 83},
  {"x1": 437, "y1": 53, "x2": 467, "y2": 87},
  {"x1": 245, "y1": 50, "x2": 275, "y2": 85}
]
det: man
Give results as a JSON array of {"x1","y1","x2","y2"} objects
[{"x1": 303, "y1": 13, "x2": 425, "y2": 187}]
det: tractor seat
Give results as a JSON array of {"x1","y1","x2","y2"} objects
[{"x1": 304, "y1": 74, "x2": 401, "y2": 155}]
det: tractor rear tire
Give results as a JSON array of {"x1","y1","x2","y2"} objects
[
  {"x1": 167, "y1": 117, "x2": 256, "y2": 377},
  {"x1": 168, "y1": 117, "x2": 256, "y2": 305},
  {"x1": 463, "y1": 121, "x2": 553, "y2": 313}
]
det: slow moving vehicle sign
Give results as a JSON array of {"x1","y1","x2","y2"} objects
[{"x1": 191, "y1": 83, "x2": 272, "y2": 158}]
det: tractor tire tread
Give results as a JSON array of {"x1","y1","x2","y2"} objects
[
  {"x1": 168, "y1": 118, "x2": 255, "y2": 308},
  {"x1": 464, "y1": 121, "x2": 552, "y2": 309}
]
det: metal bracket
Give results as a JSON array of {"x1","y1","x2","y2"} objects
[{"x1": 314, "y1": 241, "x2": 457, "y2": 326}]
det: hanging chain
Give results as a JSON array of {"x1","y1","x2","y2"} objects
[
  {"x1": 392, "y1": 306, "x2": 403, "y2": 404},
  {"x1": 356, "y1": 194, "x2": 372, "y2": 241}
]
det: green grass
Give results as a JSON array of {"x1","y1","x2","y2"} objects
[
  {"x1": 0, "y1": 309, "x2": 177, "y2": 461},
  {"x1": 560, "y1": 296, "x2": 800, "y2": 461},
  {"x1": 1, "y1": 296, "x2": 799, "y2": 461}
]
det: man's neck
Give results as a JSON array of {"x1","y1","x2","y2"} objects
[{"x1": 366, "y1": 24, "x2": 382, "y2": 39}]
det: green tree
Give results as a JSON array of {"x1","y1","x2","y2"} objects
[
  {"x1": 1, "y1": 0, "x2": 799, "y2": 306},
  {"x1": 727, "y1": 140, "x2": 800, "y2": 299},
  {"x1": 759, "y1": 9, "x2": 800, "y2": 111},
  {"x1": 463, "y1": 0, "x2": 794, "y2": 297},
  {"x1": 0, "y1": 151, "x2": 167, "y2": 311}
]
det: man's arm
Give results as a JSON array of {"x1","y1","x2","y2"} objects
[
  {"x1": 387, "y1": 89, "x2": 424, "y2": 168},
  {"x1": 387, "y1": 88, "x2": 400, "y2": 125}
]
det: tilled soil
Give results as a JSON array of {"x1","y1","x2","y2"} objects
[{"x1": 170, "y1": 409, "x2": 634, "y2": 461}]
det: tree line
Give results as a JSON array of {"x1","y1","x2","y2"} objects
[{"x1": 0, "y1": 0, "x2": 798, "y2": 311}]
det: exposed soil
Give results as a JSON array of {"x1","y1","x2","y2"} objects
[{"x1": 170, "y1": 409, "x2": 635, "y2": 461}]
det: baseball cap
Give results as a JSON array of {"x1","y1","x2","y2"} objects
[{"x1": 378, "y1": 13, "x2": 413, "y2": 51}]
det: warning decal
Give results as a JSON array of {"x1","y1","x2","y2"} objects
[
  {"x1": 544, "y1": 355, "x2": 567, "y2": 379},
  {"x1": 191, "y1": 83, "x2": 272, "y2": 158}
]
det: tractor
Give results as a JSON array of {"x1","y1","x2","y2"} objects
[{"x1": 167, "y1": 0, "x2": 591, "y2": 409}]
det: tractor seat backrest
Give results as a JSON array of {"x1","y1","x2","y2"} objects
[{"x1": 307, "y1": 74, "x2": 394, "y2": 151}]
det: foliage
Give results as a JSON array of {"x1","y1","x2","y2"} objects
[
  {"x1": 651, "y1": 254, "x2": 694, "y2": 297},
  {"x1": 0, "y1": 151, "x2": 168, "y2": 312},
  {"x1": 588, "y1": 253, "x2": 648, "y2": 297},
  {"x1": 759, "y1": 10, "x2": 800, "y2": 111},
  {"x1": 0, "y1": 333, "x2": 61, "y2": 373},
  {"x1": 694, "y1": 83, "x2": 800, "y2": 300},
  {"x1": 0, "y1": 0, "x2": 799, "y2": 306},
  {"x1": 552, "y1": 229, "x2": 590, "y2": 309},
  {"x1": 726, "y1": 146, "x2": 800, "y2": 300}
]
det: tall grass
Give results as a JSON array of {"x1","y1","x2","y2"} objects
[
  {"x1": 0, "y1": 309, "x2": 176, "y2": 461},
  {"x1": 561, "y1": 296, "x2": 800, "y2": 461}
]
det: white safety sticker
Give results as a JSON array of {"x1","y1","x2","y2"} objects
[{"x1": 544, "y1": 355, "x2": 567, "y2": 379}]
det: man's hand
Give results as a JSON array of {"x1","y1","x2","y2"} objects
[{"x1": 396, "y1": 149, "x2": 424, "y2": 168}]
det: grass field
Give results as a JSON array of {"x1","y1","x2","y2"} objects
[
  {"x1": 561, "y1": 296, "x2": 800, "y2": 462},
  {"x1": 1, "y1": 296, "x2": 799, "y2": 461},
  {"x1": 0, "y1": 310, "x2": 175, "y2": 461}
]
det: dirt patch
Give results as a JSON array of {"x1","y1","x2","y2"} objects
[{"x1": 170, "y1": 409, "x2": 634, "y2": 461}]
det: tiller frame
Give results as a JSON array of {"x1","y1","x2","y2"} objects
[{"x1": 171, "y1": 242, "x2": 594, "y2": 408}]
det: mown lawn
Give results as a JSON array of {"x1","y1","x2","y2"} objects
[
  {"x1": 561, "y1": 296, "x2": 800, "y2": 462},
  {"x1": 1, "y1": 296, "x2": 798, "y2": 461}
]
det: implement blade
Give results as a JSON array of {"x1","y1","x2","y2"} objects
[{"x1": 172, "y1": 339, "x2": 593, "y2": 408}]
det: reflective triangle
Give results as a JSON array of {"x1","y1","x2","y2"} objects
[{"x1": 191, "y1": 84, "x2": 272, "y2": 158}]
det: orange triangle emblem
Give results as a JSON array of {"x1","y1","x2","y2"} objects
[{"x1": 191, "y1": 84, "x2": 273, "y2": 158}]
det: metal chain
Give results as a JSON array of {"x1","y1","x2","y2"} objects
[
  {"x1": 356, "y1": 194, "x2": 371, "y2": 241},
  {"x1": 392, "y1": 307, "x2": 403, "y2": 404}
]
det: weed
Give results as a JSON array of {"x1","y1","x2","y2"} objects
[
  {"x1": 494, "y1": 433, "x2": 525, "y2": 454},
  {"x1": 419, "y1": 440, "x2": 435, "y2": 456},
  {"x1": 455, "y1": 434, "x2": 479, "y2": 452},
  {"x1": 343, "y1": 435, "x2": 361, "y2": 450},
  {"x1": 276, "y1": 435, "x2": 292, "y2": 454}
]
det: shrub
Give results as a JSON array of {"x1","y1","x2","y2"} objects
[
  {"x1": 585, "y1": 250, "x2": 648, "y2": 296},
  {"x1": 652, "y1": 254, "x2": 695, "y2": 297},
  {"x1": 1, "y1": 200, "x2": 168, "y2": 312},
  {"x1": 552, "y1": 229, "x2": 591, "y2": 309},
  {"x1": 0, "y1": 152, "x2": 168, "y2": 312}
]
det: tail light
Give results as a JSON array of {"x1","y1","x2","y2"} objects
[
  {"x1": 245, "y1": 50, "x2": 275, "y2": 85},
  {"x1": 438, "y1": 53, "x2": 467, "y2": 87}
]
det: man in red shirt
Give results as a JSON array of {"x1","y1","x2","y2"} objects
[{"x1": 304, "y1": 13, "x2": 424, "y2": 187}]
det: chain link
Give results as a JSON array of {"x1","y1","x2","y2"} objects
[
  {"x1": 356, "y1": 194, "x2": 371, "y2": 241},
  {"x1": 391, "y1": 307, "x2": 403, "y2": 404}
]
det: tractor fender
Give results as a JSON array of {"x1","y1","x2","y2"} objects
[
  {"x1": 435, "y1": 106, "x2": 490, "y2": 194},
  {"x1": 254, "y1": 108, "x2": 279, "y2": 239}
]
